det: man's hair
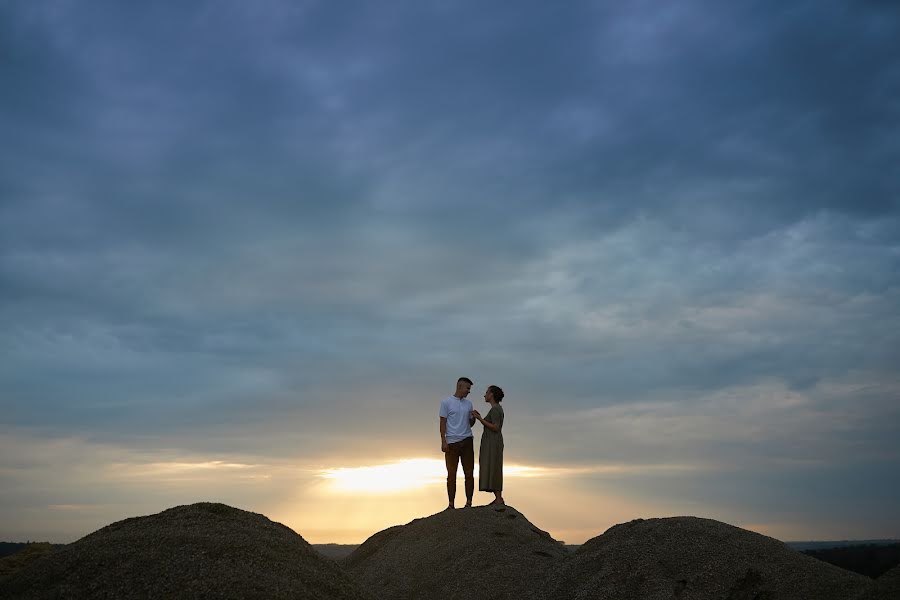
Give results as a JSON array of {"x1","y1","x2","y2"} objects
[
  {"x1": 488, "y1": 385, "x2": 505, "y2": 402},
  {"x1": 457, "y1": 377, "x2": 473, "y2": 385}
]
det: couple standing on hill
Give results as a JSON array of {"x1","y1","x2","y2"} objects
[{"x1": 439, "y1": 377, "x2": 505, "y2": 509}]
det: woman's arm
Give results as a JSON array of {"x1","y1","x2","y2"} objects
[{"x1": 472, "y1": 410, "x2": 501, "y2": 433}]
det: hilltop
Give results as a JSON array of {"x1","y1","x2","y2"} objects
[{"x1": 345, "y1": 505, "x2": 567, "y2": 600}]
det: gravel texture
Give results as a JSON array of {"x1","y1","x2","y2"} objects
[
  {"x1": 541, "y1": 516, "x2": 873, "y2": 600},
  {"x1": 0, "y1": 503, "x2": 370, "y2": 600},
  {"x1": 345, "y1": 504, "x2": 568, "y2": 600}
]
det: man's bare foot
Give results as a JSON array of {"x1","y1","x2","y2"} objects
[{"x1": 464, "y1": 502, "x2": 472, "y2": 508}]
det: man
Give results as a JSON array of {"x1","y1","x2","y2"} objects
[{"x1": 439, "y1": 377, "x2": 476, "y2": 509}]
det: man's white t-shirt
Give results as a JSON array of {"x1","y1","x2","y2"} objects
[{"x1": 439, "y1": 395, "x2": 473, "y2": 443}]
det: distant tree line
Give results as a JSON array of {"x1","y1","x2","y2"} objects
[
  {"x1": 803, "y1": 543, "x2": 900, "y2": 579},
  {"x1": 1, "y1": 543, "x2": 36, "y2": 559},
  {"x1": 0, "y1": 542, "x2": 64, "y2": 559}
]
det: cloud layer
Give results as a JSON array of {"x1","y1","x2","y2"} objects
[{"x1": 2, "y1": 0, "x2": 899, "y2": 542}]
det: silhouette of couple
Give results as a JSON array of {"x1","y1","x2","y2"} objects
[{"x1": 439, "y1": 377, "x2": 505, "y2": 509}]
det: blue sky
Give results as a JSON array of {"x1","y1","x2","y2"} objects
[{"x1": 1, "y1": 0, "x2": 899, "y2": 544}]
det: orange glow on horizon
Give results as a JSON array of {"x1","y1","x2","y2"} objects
[
  {"x1": 318, "y1": 458, "x2": 445, "y2": 493},
  {"x1": 316, "y1": 458, "x2": 567, "y2": 494}
]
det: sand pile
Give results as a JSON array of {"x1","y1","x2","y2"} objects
[
  {"x1": 542, "y1": 516, "x2": 871, "y2": 600},
  {"x1": 0, "y1": 502, "x2": 370, "y2": 600},
  {"x1": 345, "y1": 505, "x2": 568, "y2": 600}
]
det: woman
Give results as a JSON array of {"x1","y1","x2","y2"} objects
[{"x1": 472, "y1": 385, "x2": 505, "y2": 506}]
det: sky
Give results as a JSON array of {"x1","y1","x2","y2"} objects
[{"x1": 1, "y1": 0, "x2": 899, "y2": 546}]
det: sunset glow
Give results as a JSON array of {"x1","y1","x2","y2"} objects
[
  {"x1": 318, "y1": 459, "x2": 560, "y2": 494},
  {"x1": 319, "y1": 459, "x2": 446, "y2": 493}
]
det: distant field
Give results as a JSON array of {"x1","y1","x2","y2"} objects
[
  {"x1": 0, "y1": 542, "x2": 65, "y2": 560},
  {"x1": 311, "y1": 544, "x2": 359, "y2": 560},
  {"x1": 786, "y1": 539, "x2": 900, "y2": 551},
  {"x1": 797, "y1": 542, "x2": 900, "y2": 579}
]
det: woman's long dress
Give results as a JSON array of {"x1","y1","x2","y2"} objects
[{"x1": 478, "y1": 405, "x2": 504, "y2": 492}]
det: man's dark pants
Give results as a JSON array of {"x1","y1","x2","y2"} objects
[{"x1": 445, "y1": 436, "x2": 474, "y2": 505}]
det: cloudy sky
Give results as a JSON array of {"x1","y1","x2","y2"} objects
[{"x1": 2, "y1": 0, "x2": 899, "y2": 545}]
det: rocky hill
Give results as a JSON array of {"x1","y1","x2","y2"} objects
[
  {"x1": 542, "y1": 516, "x2": 872, "y2": 600},
  {"x1": 345, "y1": 505, "x2": 568, "y2": 600},
  {"x1": 0, "y1": 503, "x2": 370, "y2": 599}
]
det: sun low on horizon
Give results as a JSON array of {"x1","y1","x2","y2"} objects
[
  {"x1": 268, "y1": 458, "x2": 643, "y2": 545},
  {"x1": 318, "y1": 458, "x2": 546, "y2": 494},
  {"x1": 1, "y1": 429, "x2": 897, "y2": 546},
  {"x1": 262, "y1": 455, "x2": 862, "y2": 546}
]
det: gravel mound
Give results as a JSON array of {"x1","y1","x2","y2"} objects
[
  {"x1": 0, "y1": 502, "x2": 370, "y2": 599},
  {"x1": 345, "y1": 505, "x2": 568, "y2": 600},
  {"x1": 542, "y1": 516, "x2": 871, "y2": 600},
  {"x1": 857, "y1": 562, "x2": 900, "y2": 600}
]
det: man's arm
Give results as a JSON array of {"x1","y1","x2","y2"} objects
[{"x1": 439, "y1": 417, "x2": 448, "y2": 453}]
